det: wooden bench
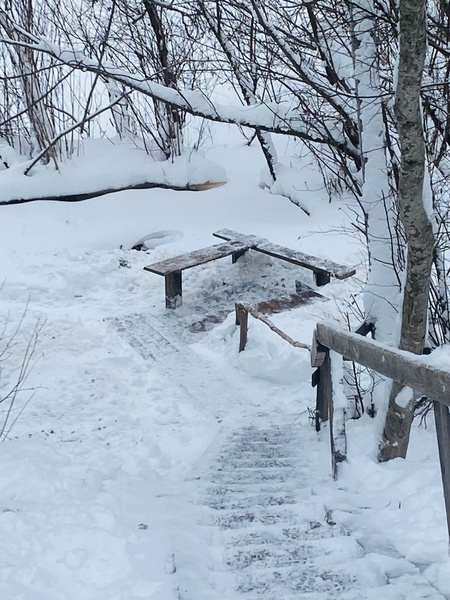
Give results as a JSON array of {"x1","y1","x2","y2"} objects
[
  {"x1": 213, "y1": 228, "x2": 356, "y2": 286},
  {"x1": 144, "y1": 240, "x2": 255, "y2": 309}
]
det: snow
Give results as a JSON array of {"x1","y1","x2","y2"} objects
[
  {"x1": 12, "y1": 34, "x2": 350, "y2": 148},
  {"x1": 1, "y1": 141, "x2": 227, "y2": 203},
  {"x1": 395, "y1": 386, "x2": 414, "y2": 408},
  {"x1": 0, "y1": 129, "x2": 449, "y2": 599}
]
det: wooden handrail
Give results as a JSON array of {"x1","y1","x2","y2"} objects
[
  {"x1": 236, "y1": 302, "x2": 310, "y2": 352},
  {"x1": 313, "y1": 321, "x2": 450, "y2": 406},
  {"x1": 312, "y1": 320, "x2": 450, "y2": 541}
]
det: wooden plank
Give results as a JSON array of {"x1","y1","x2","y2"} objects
[
  {"x1": 434, "y1": 401, "x2": 450, "y2": 540},
  {"x1": 253, "y1": 288, "x2": 326, "y2": 315},
  {"x1": 315, "y1": 322, "x2": 450, "y2": 406},
  {"x1": 144, "y1": 241, "x2": 251, "y2": 276},
  {"x1": 213, "y1": 228, "x2": 355, "y2": 280},
  {"x1": 255, "y1": 241, "x2": 355, "y2": 280},
  {"x1": 213, "y1": 228, "x2": 264, "y2": 246}
]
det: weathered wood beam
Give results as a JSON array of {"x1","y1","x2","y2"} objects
[
  {"x1": 314, "y1": 322, "x2": 450, "y2": 406},
  {"x1": 312, "y1": 347, "x2": 347, "y2": 476},
  {"x1": 213, "y1": 228, "x2": 356, "y2": 281},
  {"x1": 144, "y1": 241, "x2": 251, "y2": 275}
]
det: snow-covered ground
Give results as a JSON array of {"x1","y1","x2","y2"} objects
[{"x1": 0, "y1": 128, "x2": 449, "y2": 599}]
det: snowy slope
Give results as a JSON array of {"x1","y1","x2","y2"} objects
[{"x1": 0, "y1": 133, "x2": 449, "y2": 599}]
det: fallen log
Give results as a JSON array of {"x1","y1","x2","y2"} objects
[{"x1": 0, "y1": 180, "x2": 226, "y2": 206}]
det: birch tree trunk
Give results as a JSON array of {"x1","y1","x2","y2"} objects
[
  {"x1": 379, "y1": 0, "x2": 434, "y2": 461},
  {"x1": 0, "y1": 2, "x2": 59, "y2": 165}
]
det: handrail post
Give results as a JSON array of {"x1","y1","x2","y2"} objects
[
  {"x1": 311, "y1": 330, "x2": 330, "y2": 425},
  {"x1": 316, "y1": 348, "x2": 332, "y2": 425},
  {"x1": 311, "y1": 331, "x2": 347, "y2": 479},
  {"x1": 314, "y1": 349, "x2": 346, "y2": 479},
  {"x1": 434, "y1": 401, "x2": 450, "y2": 544},
  {"x1": 235, "y1": 303, "x2": 249, "y2": 352}
]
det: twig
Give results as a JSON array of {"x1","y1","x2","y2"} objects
[
  {"x1": 239, "y1": 302, "x2": 311, "y2": 350},
  {"x1": 23, "y1": 90, "x2": 133, "y2": 175}
]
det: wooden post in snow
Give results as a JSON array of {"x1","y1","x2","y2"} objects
[
  {"x1": 311, "y1": 334, "x2": 346, "y2": 477},
  {"x1": 434, "y1": 402, "x2": 450, "y2": 541},
  {"x1": 235, "y1": 304, "x2": 249, "y2": 352}
]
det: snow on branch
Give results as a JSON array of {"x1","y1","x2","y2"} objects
[
  {"x1": 0, "y1": 180, "x2": 225, "y2": 206},
  {"x1": 0, "y1": 13, "x2": 360, "y2": 164}
]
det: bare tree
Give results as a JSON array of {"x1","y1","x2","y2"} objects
[
  {"x1": 379, "y1": 0, "x2": 436, "y2": 461},
  {"x1": 0, "y1": 0, "x2": 59, "y2": 164},
  {"x1": 0, "y1": 311, "x2": 43, "y2": 442}
]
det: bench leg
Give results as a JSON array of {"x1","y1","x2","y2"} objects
[
  {"x1": 232, "y1": 249, "x2": 248, "y2": 263},
  {"x1": 314, "y1": 271, "x2": 331, "y2": 286},
  {"x1": 165, "y1": 271, "x2": 182, "y2": 309}
]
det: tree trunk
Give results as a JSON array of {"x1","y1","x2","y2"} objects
[
  {"x1": 143, "y1": 0, "x2": 184, "y2": 158},
  {"x1": 0, "y1": 5, "x2": 59, "y2": 164},
  {"x1": 379, "y1": 0, "x2": 434, "y2": 461}
]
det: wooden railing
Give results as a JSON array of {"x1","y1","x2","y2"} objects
[
  {"x1": 235, "y1": 302, "x2": 310, "y2": 352},
  {"x1": 312, "y1": 320, "x2": 450, "y2": 540}
]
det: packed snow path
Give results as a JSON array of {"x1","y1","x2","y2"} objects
[
  {"x1": 189, "y1": 420, "x2": 363, "y2": 600},
  {"x1": 113, "y1": 312, "x2": 447, "y2": 600}
]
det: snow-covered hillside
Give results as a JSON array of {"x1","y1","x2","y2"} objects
[{"x1": 0, "y1": 133, "x2": 449, "y2": 599}]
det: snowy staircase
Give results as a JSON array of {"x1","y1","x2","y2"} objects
[
  {"x1": 112, "y1": 313, "x2": 447, "y2": 600},
  {"x1": 188, "y1": 422, "x2": 365, "y2": 600}
]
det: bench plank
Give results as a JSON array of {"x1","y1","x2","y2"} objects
[
  {"x1": 250, "y1": 289, "x2": 325, "y2": 315},
  {"x1": 144, "y1": 240, "x2": 253, "y2": 309},
  {"x1": 213, "y1": 229, "x2": 264, "y2": 247},
  {"x1": 144, "y1": 240, "x2": 252, "y2": 276},
  {"x1": 213, "y1": 228, "x2": 356, "y2": 282}
]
